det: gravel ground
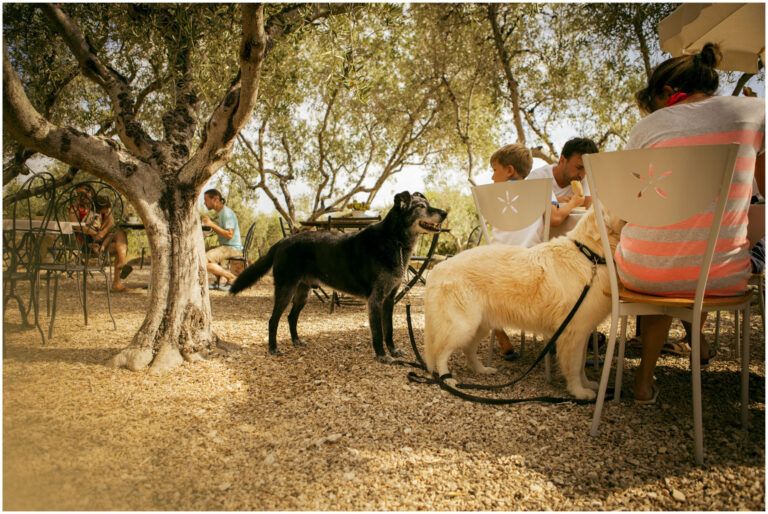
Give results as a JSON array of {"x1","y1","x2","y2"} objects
[{"x1": 3, "y1": 268, "x2": 765, "y2": 510}]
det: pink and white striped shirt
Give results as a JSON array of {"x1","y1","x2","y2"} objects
[{"x1": 615, "y1": 95, "x2": 765, "y2": 297}]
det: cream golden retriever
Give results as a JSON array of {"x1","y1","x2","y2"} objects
[{"x1": 423, "y1": 208, "x2": 623, "y2": 400}]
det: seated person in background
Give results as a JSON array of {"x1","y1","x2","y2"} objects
[
  {"x1": 528, "y1": 137, "x2": 598, "y2": 209},
  {"x1": 68, "y1": 187, "x2": 131, "y2": 292},
  {"x1": 202, "y1": 188, "x2": 243, "y2": 292},
  {"x1": 487, "y1": 143, "x2": 585, "y2": 359},
  {"x1": 618, "y1": 43, "x2": 764, "y2": 404}
]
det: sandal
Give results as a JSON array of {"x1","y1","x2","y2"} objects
[
  {"x1": 502, "y1": 349, "x2": 519, "y2": 361},
  {"x1": 661, "y1": 339, "x2": 691, "y2": 357},
  {"x1": 119, "y1": 264, "x2": 134, "y2": 280}
]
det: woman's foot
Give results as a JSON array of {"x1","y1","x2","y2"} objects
[{"x1": 111, "y1": 282, "x2": 127, "y2": 293}]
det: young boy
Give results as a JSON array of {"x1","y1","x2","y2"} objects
[{"x1": 487, "y1": 143, "x2": 585, "y2": 359}]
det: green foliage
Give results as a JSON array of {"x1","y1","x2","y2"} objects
[{"x1": 422, "y1": 187, "x2": 480, "y2": 255}]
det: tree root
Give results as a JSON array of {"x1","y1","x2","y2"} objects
[
  {"x1": 215, "y1": 337, "x2": 242, "y2": 354},
  {"x1": 109, "y1": 347, "x2": 153, "y2": 371},
  {"x1": 149, "y1": 343, "x2": 184, "y2": 375}
]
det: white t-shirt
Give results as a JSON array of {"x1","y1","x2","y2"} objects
[
  {"x1": 490, "y1": 183, "x2": 558, "y2": 248},
  {"x1": 528, "y1": 163, "x2": 591, "y2": 198}
]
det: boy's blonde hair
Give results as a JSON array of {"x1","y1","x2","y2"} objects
[{"x1": 490, "y1": 144, "x2": 533, "y2": 178}]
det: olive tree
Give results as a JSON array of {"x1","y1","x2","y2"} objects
[{"x1": 3, "y1": 3, "x2": 348, "y2": 373}]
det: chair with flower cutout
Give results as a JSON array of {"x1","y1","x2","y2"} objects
[{"x1": 585, "y1": 143, "x2": 749, "y2": 465}]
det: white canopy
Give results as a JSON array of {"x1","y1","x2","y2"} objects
[{"x1": 658, "y1": 3, "x2": 765, "y2": 73}]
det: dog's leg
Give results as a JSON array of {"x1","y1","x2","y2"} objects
[
  {"x1": 557, "y1": 328, "x2": 596, "y2": 400},
  {"x1": 367, "y1": 294, "x2": 388, "y2": 361},
  {"x1": 268, "y1": 284, "x2": 295, "y2": 356},
  {"x1": 287, "y1": 283, "x2": 311, "y2": 347},
  {"x1": 463, "y1": 326, "x2": 496, "y2": 375},
  {"x1": 382, "y1": 289, "x2": 403, "y2": 358}
]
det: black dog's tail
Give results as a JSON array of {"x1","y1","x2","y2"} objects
[{"x1": 229, "y1": 243, "x2": 278, "y2": 295}]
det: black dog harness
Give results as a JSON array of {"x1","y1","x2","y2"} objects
[{"x1": 399, "y1": 239, "x2": 607, "y2": 405}]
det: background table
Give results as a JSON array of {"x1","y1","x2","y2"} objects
[
  {"x1": 3, "y1": 219, "x2": 74, "y2": 235},
  {"x1": 299, "y1": 216, "x2": 381, "y2": 231}
]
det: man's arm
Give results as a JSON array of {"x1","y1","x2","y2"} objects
[{"x1": 201, "y1": 215, "x2": 235, "y2": 239}]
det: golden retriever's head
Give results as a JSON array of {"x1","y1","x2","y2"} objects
[{"x1": 570, "y1": 205, "x2": 625, "y2": 256}]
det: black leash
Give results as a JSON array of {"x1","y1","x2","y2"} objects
[{"x1": 402, "y1": 239, "x2": 606, "y2": 405}]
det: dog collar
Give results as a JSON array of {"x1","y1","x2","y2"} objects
[{"x1": 572, "y1": 240, "x2": 606, "y2": 266}]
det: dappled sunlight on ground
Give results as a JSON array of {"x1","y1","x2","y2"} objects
[{"x1": 3, "y1": 268, "x2": 765, "y2": 510}]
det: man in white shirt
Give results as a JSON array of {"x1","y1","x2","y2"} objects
[{"x1": 528, "y1": 137, "x2": 598, "y2": 209}]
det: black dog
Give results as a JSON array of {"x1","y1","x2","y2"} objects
[{"x1": 230, "y1": 191, "x2": 447, "y2": 360}]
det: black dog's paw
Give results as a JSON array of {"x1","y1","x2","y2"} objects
[
  {"x1": 389, "y1": 348, "x2": 405, "y2": 358},
  {"x1": 291, "y1": 338, "x2": 307, "y2": 347},
  {"x1": 375, "y1": 354, "x2": 393, "y2": 364},
  {"x1": 269, "y1": 348, "x2": 283, "y2": 356}
]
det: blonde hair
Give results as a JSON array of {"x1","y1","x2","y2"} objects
[{"x1": 490, "y1": 144, "x2": 533, "y2": 178}]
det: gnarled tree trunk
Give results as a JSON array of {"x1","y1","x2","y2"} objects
[{"x1": 111, "y1": 187, "x2": 215, "y2": 373}]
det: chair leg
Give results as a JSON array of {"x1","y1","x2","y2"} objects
[
  {"x1": 591, "y1": 332, "x2": 599, "y2": 371},
  {"x1": 734, "y1": 310, "x2": 741, "y2": 360},
  {"x1": 486, "y1": 330, "x2": 495, "y2": 362},
  {"x1": 614, "y1": 317, "x2": 628, "y2": 403},
  {"x1": 30, "y1": 274, "x2": 46, "y2": 346},
  {"x1": 758, "y1": 277, "x2": 765, "y2": 334},
  {"x1": 104, "y1": 270, "x2": 116, "y2": 330},
  {"x1": 590, "y1": 312, "x2": 620, "y2": 436},
  {"x1": 741, "y1": 305, "x2": 751, "y2": 430},
  {"x1": 714, "y1": 310, "x2": 721, "y2": 347},
  {"x1": 48, "y1": 274, "x2": 60, "y2": 341},
  {"x1": 691, "y1": 314, "x2": 704, "y2": 466}
]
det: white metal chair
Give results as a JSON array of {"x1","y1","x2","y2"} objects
[
  {"x1": 471, "y1": 179, "x2": 553, "y2": 378},
  {"x1": 585, "y1": 143, "x2": 751, "y2": 465}
]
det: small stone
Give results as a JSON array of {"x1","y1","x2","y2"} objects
[
  {"x1": 658, "y1": 447, "x2": 667, "y2": 454},
  {"x1": 343, "y1": 471, "x2": 356, "y2": 481},
  {"x1": 263, "y1": 453, "x2": 276, "y2": 465},
  {"x1": 404, "y1": 427, "x2": 412, "y2": 434},
  {"x1": 530, "y1": 484, "x2": 543, "y2": 493},
  {"x1": 672, "y1": 489, "x2": 686, "y2": 502},
  {"x1": 219, "y1": 482, "x2": 231, "y2": 491}
]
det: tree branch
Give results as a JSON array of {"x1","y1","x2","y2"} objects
[
  {"x1": 40, "y1": 3, "x2": 158, "y2": 159},
  {"x1": 488, "y1": 4, "x2": 526, "y2": 144},
  {"x1": 3, "y1": 44, "x2": 153, "y2": 193},
  {"x1": 182, "y1": 4, "x2": 267, "y2": 185}
]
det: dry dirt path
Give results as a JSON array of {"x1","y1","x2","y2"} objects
[{"x1": 3, "y1": 271, "x2": 765, "y2": 510}]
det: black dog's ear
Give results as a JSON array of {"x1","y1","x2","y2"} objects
[{"x1": 394, "y1": 191, "x2": 411, "y2": 210}]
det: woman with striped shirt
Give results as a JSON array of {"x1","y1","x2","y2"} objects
[{"x1": 618, "y1": 43, "x2": 765, "y2": 404}]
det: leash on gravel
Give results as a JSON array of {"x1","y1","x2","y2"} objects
[{"x1": 396, "y1": 239, "x2": 607, "y2": 406}]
